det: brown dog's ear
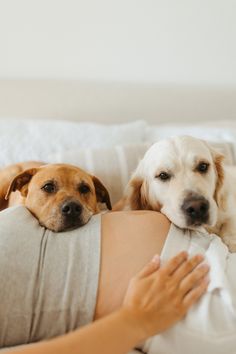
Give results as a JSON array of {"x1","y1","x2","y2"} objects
[
  {"x1": 128, "y1": 177, "x2": 153, "y2": 210},
  {"x1": 5, "y1": 168, "x2": 38, "y2": 200},
  {"x1": 92, "y1": 176, "x2": 112, "y2": 210}
]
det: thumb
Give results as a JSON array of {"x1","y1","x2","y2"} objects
[{"x1": 137, "y1": 255, "x2": 160, "y2": 278}]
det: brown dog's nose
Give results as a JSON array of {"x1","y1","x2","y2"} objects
[
  {"x1": 61, "y1": 201, "x2": 82, "y2": 217},
  {"x1": 181, "y1": 196, "x2": 209, "y2": 225}
]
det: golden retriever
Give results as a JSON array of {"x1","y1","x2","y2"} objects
[{"x1": 115, "y1": 136, "x2": 236, "y2": 252}]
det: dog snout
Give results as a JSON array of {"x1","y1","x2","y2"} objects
[
  {"x1": 61, "y1": 201, "x2": 82, "y2": 217},
  {"x1": 181, "y1": 196, "x2": 209, "y2": 226}
]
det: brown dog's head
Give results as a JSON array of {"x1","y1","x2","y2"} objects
[{"x1": 5, "y1": 164, "x2": 111, "y2": 232}]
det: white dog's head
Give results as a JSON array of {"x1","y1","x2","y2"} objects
[{"x1": 127, "y1": 136, "x2": 224, "y2": 230}]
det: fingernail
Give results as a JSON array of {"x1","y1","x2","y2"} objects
[
  {"x1": 181, "y1": 251, "x2": 188, "y2": 258},
  {"x1": 195, "y1": 254, "x2": 204, "y2": 261},
  {"x1": 151, "y1": 255, "x2": 160, "y2": 264},
  {"x1": 199, "y1": 263, "x2": 210, "y2": 270}
]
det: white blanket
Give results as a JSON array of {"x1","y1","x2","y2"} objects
[{"x1": 141, "y1": 224, "x2": 236, "y2": 354}]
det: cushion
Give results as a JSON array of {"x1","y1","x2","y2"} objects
[
  {"x1": 0, "y1": 119, "x2": 147, "y2": 167},
  {"x1": 145, "y1": 120, "x2": 236, "y2": 143}
]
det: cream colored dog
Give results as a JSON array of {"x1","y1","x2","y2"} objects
[{"x1": 116, "y1": 136, "x2": 236, "y2": 252}]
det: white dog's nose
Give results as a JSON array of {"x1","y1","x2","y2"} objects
[{"x1": 181, "y1": 195, "x2": 209, "y2": 226}]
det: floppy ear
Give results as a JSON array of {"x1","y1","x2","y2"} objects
[
  {"x1": 127, "y1": 177, "x2": 153, "y2": 210},
  {"x1": 5, "y1": 168, "x2": 38, "y2": 200},
  {"x1": 210, "y1": 148, "x2": 225, "y2": 208},
  {"x1": 92, "y1": 176, "x2": 112, "y2": 210}
]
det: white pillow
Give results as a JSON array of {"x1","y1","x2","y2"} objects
[
  {"x1": 47, "y1": 143, "x2": 151, "y2": 204},
  {"x1": 0, "y1": 119, "x2": 147, "y2": 167},
  {"x1": 145, "y1": 120, "x2": 236, "y2": 144}
]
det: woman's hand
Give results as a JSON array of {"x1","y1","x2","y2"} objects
[{"x1": 121, "y1": 251, "x2": 209, "y2": 340}]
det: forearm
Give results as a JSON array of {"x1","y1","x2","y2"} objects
[{"x1": 13, "y1": 309, "x2": 143, "y2": 354}]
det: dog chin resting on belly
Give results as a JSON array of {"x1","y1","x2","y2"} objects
[
  {"x1": 0, "y1": 162, "x2": 112, "y2": 232},
  {"x1": 115, "y1": 135, "x2": 236, "y2": 252}
]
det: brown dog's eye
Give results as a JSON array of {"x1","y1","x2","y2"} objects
[
  {"x1": 79, "y1": 184, "x2": 91, "y2": 194},
  {"x1": 197, "y1": 162, "x2": 209, "y2": 173},
  {"x1": 41, "y1": 183, "x2": 56, "y2": 193},
  {"x1": 156, "y1": 172, "x2": 171, "y2": 181}
]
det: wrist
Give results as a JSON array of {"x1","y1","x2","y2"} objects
[{"x1": 118, "y1": 306, "x2": 148, "y2": 343}]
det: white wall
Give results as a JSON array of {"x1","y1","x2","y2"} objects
[
  {"x1": 0, "y1": 0, "x2": 236, "y2": 85},
  {"x1": 0, "y1": 0, "x2": 235, "y2": 123}
]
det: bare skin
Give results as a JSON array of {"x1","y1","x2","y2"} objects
[
  {"x1": 95, "y1": 210, "x2": 171, "y2": 318},
  {"x1": 10, "y1": 210, "x2": 209, "y2": 354}
]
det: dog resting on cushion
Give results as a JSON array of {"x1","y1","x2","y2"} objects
[
  {"x1": 0, "y1": 162, "x2": 111, "y2": 232},
  {"x1": 114, "y1": 136, "x2": 236, "y2": 252}
]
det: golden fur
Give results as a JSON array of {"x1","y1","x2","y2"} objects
[{"x1": 0, "y1": 162, "x2": 111, "y2": 231}]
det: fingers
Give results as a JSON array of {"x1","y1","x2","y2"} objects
[
  {"x1": 172, "y1": 254, "x2": 205, "y2": 282},
  {"x1": 161, "y1": 251, "x2": 188, "y2": 275},
  {"x1": 179, "y1": 263, "x2": 209, "y2": 296},
  {"x1": 137, "y1": 255, "x2": 160, "y2": 278},
  {"x1": 183, "y1": 277, "x2": 209, "y2": 308}
]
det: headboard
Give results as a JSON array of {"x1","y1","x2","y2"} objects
[{"x1": 0, "y1": 80, "x2": 236, "y2": 124}]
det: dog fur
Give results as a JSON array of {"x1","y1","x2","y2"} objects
[
  {"x1": 115, "y1": 136, "x2": 236, "y2": 252},
  {"x1": 0, "y1": 162, "x2": 111, "y2": 232}
]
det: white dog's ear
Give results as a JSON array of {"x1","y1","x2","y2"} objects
[
  {"x1": 209, "y1": 147, "x2": 225, "y2": 207},
  {"x1": 127, "y1": 177, "x2": 152, "y2": 210}
]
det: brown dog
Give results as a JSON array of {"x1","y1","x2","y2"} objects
[{"x1": 0, "y1": 162, "x2": 111, "y2": 232}]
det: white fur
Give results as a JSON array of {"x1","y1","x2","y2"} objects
[{"x1": 126, "y1": 136, "x2": 236, "y2": 252}]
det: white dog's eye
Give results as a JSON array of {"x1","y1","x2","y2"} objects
[
  {"x1": 156, "y1": 172, "x2": 171, "y2": 181},
  {"x1": 196, "y1": 162, "x2": 209, "y2": 173}
]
